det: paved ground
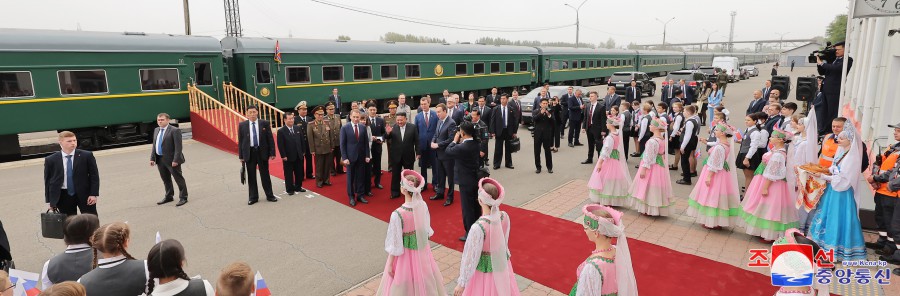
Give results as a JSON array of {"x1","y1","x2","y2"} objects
[{"x1": 3, "y1": 63, "x2": 896, "y2": 295}]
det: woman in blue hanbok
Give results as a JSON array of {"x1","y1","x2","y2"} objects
[{"x1": 807, "y1": 124, "x2": 867, "y2": 261}]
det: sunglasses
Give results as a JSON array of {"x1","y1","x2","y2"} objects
[{"x1": 1, "y1": 283, "x2": 16, "y2": 292}]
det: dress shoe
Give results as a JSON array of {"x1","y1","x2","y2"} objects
[
  {"x1": 568, "y1": 143, "x2": 575, "y2": 147},
  {"x1": 548, "y1": 169, "x2": 554, "y2": 174},
  {"x1": 876, "y1": 244, "x2": 897, "y2": 256},
  {"x1": 505, "y1": 165, "x2": 515, "y2": 169},
  {"x1": 676, "y1": 179, "x2": 692, "y2": 185},
  {"x1": 866, "y1": 237, "x2": 888, "y2": 249},
  {"x1": 286, "y1": 192, "x2": 295, "y2": 196},
  {"x1": 879, "y1": 252, "x2": 900, "y2": 265},
  {"x1": 331, "y1": 172, "x2": 336, "y2": 176},
  {"x1": 266, "y1": 197, "x2": 278, "y2": 202},
  {"x1": 325, "y1": 181, "x2": 332, "y2": 186},
  {"x1": 297, "y1": 187, "x2": 307, "y2": 192},
  {"x1": 691, "y1": 172, "x2": 698, "y2": 177},
  {"x1": 157, "y1": 197, "x2": 174, "y2": 205},
  {"x1": 574, "y1": 143, "x2": 584, "y2": 146},
  {"x1": 248, "y1": 200, "x2": 258, "y2": 205},
  {"x1": 443, "y1": 199, "x2": 453, "y2": 206},
  {"x1": 349, "y1": 199, "x2": 357, "y2": 207},
  {"x1": 307, "y1": 175, "x2": 315, "y2": 179},
  {"x1": 375, "y1": 184, "x2": 384, "y2": 189},
  {"x1": 493, "y1": 166, "x2": 500, "y2": 170},
  {"x1": 536, "y1": 169, "x2": 542, "y2": 174},
  {"x1": 459, "y1": 236, "x2": 467, "y2": 242},
  {"x1": 581, "y1": 159, "x2": 593, "y2": 164},
  {"x1": 390, "y1": 194, "x2": 401, "y2": 199},
  {"x1": 430, "y1": 194, "x2": 444, "y2": 200},
  {"x1": 176, "y1": 199, "x2": 188, "y2": 207},
  {"x1": 316, "y1": 184, "x2": 324, "y2": 188},
  {"x1": 366, "y1": 192, "x2": 374, "y2": 197},
  {"x1": 634, "y1": 164, "x2": 640, "y2": 169},
  {"x1": 357, "y1": 196, "x2": 369, "y2": 204},
  {"x1": 668, "y1": 166, "x2": 678, "y2": 171}
]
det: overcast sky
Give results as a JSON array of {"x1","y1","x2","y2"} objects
[{"x1": 0, "y1": 0, "x2": 848, "y2": 49}]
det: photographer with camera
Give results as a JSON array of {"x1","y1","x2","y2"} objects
[
  {"x1": 533, "y1": 98, "x2": 555, "y2": 174},
  {"x1": 815, "y1": 41, "x2": 853, "y2": 134},
  {"x1": 468, "y1": 109, "x2": 490, "y2": 167}
]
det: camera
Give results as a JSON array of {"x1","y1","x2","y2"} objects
[{"x1": 809, "y1": 42, "x2": 837, "y2": 64}]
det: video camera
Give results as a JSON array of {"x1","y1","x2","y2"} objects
[{"x1": 809, "y1": 42, "x2": 837, "y2": 64}]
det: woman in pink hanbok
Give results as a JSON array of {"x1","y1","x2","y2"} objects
[
  {"x1": 588, "y1": 116, "x2": 632, "y2": 206},
  {"x1": 454, "y1": 178, "x2": 519, "y2": 296},
  {"x1": 630, "y1": 118, "x2": 675, "y2": 216},
  {"x1": 739, "y1": 127, "x2": 798, "y2": 241},
  {"x1": 687, "y1": 122, "x2": 741, "y2": 229},
  {"x1": 377, "y1": 170, "x2": 446, "y2": 296},
  {"x1": 570, "y1": 204, "x2": 638, "y2": 296}
]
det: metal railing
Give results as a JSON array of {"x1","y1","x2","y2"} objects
[
  {"x1": 188, "y1": 83, "x2": 246, "y2": 143},
  {"x1": 222, "y1": 82, "x2": 284, "y2": 130}
]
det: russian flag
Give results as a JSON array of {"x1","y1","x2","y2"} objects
[
  {"x1": 254, "y1": 271, "x2": 271, "y2": 296},
  {"x1": 8, "y1": 269, "x2": 41, "y2": 296}
]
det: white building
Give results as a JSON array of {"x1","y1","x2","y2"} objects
[{"x1": 780, "y1": 43, "x2": 822, "y2": 67}]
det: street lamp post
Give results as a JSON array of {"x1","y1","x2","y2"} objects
[
  {"x1": 702, "y1": 29, "x2": 717, "y2": 51},
  {"x1": 564, "y1": 0, "x2": 588, "y2": 48},
  {"x1": 655, "y1": 17, "x2": 676, "y2": 50}
]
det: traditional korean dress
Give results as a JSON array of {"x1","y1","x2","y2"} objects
[
  {"x1": 457, "y1": 178, "x2": 520, "y2": 296},
  {"x1": 808, "y1": 142, "x2": 867, "y2": 261},
  {"x1": 630, "y1": 137, "x2": 674, "y2": 216},
  {"x1": 739, "y1": 148, "x2": 798, "y2": 240},
  {"x1": 588, "y1": 130, "x2": 631, "y2": 206},
  {"x1": 687, "y1": 141, "x2": 741, "y2": 227}
]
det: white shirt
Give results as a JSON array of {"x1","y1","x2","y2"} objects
[
  {"x1": 681, "y1": 115, "x2": 700, "y2": 150},
  {"x1": 249, "y1": 120, "x2": 260, "y2": 146},
  {"x1": 399, "y1": 124, "x2": 406, "y2": 141},
  {"x1": 146, "y1": 278, "x2": 214, "y2": 296},
  {"x1": 41, "y1": 243, "x2": 91, "y2": 289},
  {"x1": 61, "y1": 149, "x2": 75, "y2": 189}
]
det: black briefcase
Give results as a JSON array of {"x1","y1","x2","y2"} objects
[
  {"x1": 41, "y1": 209, "x2": 66, "y2": 239},
  {"x1": 510, "y1": 137, "x2": 521, "y2": 153},
  {"x1": 476, "y1": 166, "x2": 491, "y2": 179},
  {"x1": 240, "y1": 163, "x2": 246, "y2": 185}
]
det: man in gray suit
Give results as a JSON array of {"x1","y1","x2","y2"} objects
[{"x1": 151, "y1": 113, "x2": 188, "y2": 206}]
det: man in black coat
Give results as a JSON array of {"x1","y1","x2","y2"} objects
[
  {"x1": 532, "y1": 98, "x2": 555, "y2": 173},
  {"x1": 489, "y1": 94, "x2": 517, "y2": 169},
  {"x1": 811, "y1": 77, "x2": 829, "y2": 134},
  {"x1": 328, "y1": 88, "x2": 343, "y2": 118},
  {"x1": 430, "y1": 104, "x2": 458, "y2": 206},
  {"x1": 816, "y1": 41, "x2": 853, "y2": 135},
  {"x1": 746, "y1": 90, "x2": 767, "y2": 115},
  {"x1": 295, "y1": 102, "x2": 315, "y2": 179},
  {"x1": 485, "y1": 87, "x2": 500, "y2": 107},
  {"x1": 150, "y1": 113, "x2": 188, "y2": 206},
  {"x1": 470, "y1": 109, "x2": 490, "y2": 167},
  {"x1": 582, "y1": 91, "x2": 606, "y2": 164},
  {"x1": 603, "y1": 86, "x2": 621, "y2": 113},
  {"x1": 238, "y1": 106, "x2": 277, "y2": 205},
  {"x1": 44, "y1": 131, "x2": 100, "y2": 216},
  {"x1": 445, "y1": 122, "x2": 482, "y2": 241},
  {"x1": 624, "y1": 80, "x2": 642, "y2": 103},
  {"x1": 566, "y1": 89, "x2": 585, "y2": 147},
  {"x1": 365, "y1": 104, "x2": 386, "y2": 189},
  {"x1": 385, "y1": 113, "x2": 419, "y2": 198},
  {"x1": 277, "y1": 113, "x2": 307, "y2": 195},
  {"x1": 340, "y1": 110, "x2": 371, "y2": 206}
]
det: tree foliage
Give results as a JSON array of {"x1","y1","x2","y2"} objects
[
  {"x1": 826, "y1": 14, "x2": 847, "y2": 43},
  {"x1": 337, "y1": 35, "x2": 351, "y2": 41},
  {"x1": 474, "y1": 36, "x2": 595, "y2": 48},
  {"x1": 380, "y1": 32, "x2": 446, "y2": 43}
]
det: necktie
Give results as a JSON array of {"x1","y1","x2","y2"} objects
[
  {"x1": 65, "y1": 155, "x2": 75, "y2": 195},
  {"x1": 354, "y1": 124, "x2": 359, "y2": 140},
  {"x1": 438, "y1": 119, "x2": 444, "y2": 134},
  {"x1": 448, "y1": 109, "x2": 453, "y2": 120},
  {"x1": 400, "y1": 126, "x2": 404, "y2": 141},
  {"x1": 502, "y1": 107, "x2": 507, "y2": 128},
  {"x1": 156, "y1": 128, "x2": 165, "y2": 155},
  {"x1": 251, "y1": 122, "x2": 258, "y2": 147},
  {"x1": 588, "y1": 103, "x2": 594, "y2": 126},
  {"x1": 288, "y1": 127, "x2": 293, "y2": 134},
  {"x1": 425, "y1": 113, "x2": 429, "y2": 127}
]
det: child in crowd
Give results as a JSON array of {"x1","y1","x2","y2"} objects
[
  {"x1": 687, "y1": 123, "x2": 741, "y2": 229},
  {"x1": 630, "y1": 118, "x2": 675, "y2": 216},
  {"x1": 215, "y1": 262, "x2": 254, "y2": 296},
  {"x1": 145, "y1": 239, "x2": 214, "y2": 296},
  {"x1": 588, "y1": 116, "x2": 632, "y2": 206},
  {"x1": 570, "y1": 204, "x2": 637, "y2": 296},
  {"x1": 668, "y1": 102, "x2": 685, "y2": 170},
  {"x1": 79, "y1": 222, "x2": 149, "y2": 296},
  {"x1": 736, "y1": 113, "x2": 769, "y2": 195},
  {"x1": 41, "y1": 214, "x2": 99, "y2": 289},
  {"x1": 739, "y1": 127, "x2": 798, "y2": 241}
]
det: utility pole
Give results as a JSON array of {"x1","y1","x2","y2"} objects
[
  {"x1": 655, "y1": 17, "x2": 675, "y2": 50},
  {"x1": 775, "y1": 32, "x2": 789, "y2": 50},
  {"x1": 183, "y1": 0, "x2": 192, "y2": 35},
  {"x1": 224, "y1": 0, "x2": 243, "y2": 37},
  {"x1": 703, "y1": 29, "x2": 717, "y2": 51},
  {"x1": 727, "y1": 11, "x2": 736, "y2": 53},
  {"x1": 564, "y1": 0, "x2": 588, "y2": 48}
]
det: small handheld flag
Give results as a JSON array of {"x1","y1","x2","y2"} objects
[
  {"x1": 254, "y1": 271, "x2": 272, "y2": 296},
  {"x1": 274, "y1": 41, "x2": 282, "y2": 64},
  {"x1": 155, "y1": 231, "x2": 161, "y2": 244},
  {"x1": 8, "y1": 269, "x2": 41, "y2": 296}
]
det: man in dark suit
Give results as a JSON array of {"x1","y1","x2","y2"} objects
[
  {"x1": 238, "y1": 106, "x2": 277, "y2": 205},
  {"x1": 470, "y1": 109, "x2": 490, "y2": 167},
  {"x1": 811, "y1": 77, "x2": 829, "y2": 134},
  {"x1": 385, "y1": 112, "x2": 419, "y2": 198},
  {"x1": 150, "y1": 113, "x2": 188, "y2": 206},
  {"x1": 559, "y1": 87, "x2": 573, "y2": 137},
  {"x1": 603, "y1": 86, "x2": 621, "y2": 113},
  {"x1": 660, "y1": 79, "x2": 675, "y2": 102},
  {"x1": 447, "y1": 95, "x2": 465, "y2": 125},
  {"x1": 567, "y1": 89, "x2": 584, "y2": 147},
  {"x1": 475, "y1": 96, "x2": 492, "y2": 128},
  {"x1": 533, "y1": 88, "x2": 551, "y2": 107},
  {"x1": 277, "y1": 113, "x2": 307, "y2": 196},
  {"x1": 746, "y1": 90, "x2": 767, "y2": 115},
  {"x1": 625, "y1": 80, "x2": 642, "y2": 103},
  {"x1": 430, "y1": 104, "x2": 458, "y2": 206},
  {"x1": 44, "y1": 131, "x2": 100, "y2": 216},
  {"x1": 817, "y1": 41, "x2": 853, "y2": 134},
  {"x1": 328, "y1": 88, "x2": 343, "y2": 118},
  {"x1": 761, "y1": 80, "x2": 773, "y2": 103},
  {"x1": 294, "y1": 102, "x2": 314, "y2": 179},
  {"x1": 532, "y1": 98, "x2": 554, "y2": 174},
  {"x1": 365, "y1": 104, "x2": 386, "y2": 190},
  {"x1": 582, "y1": 91, "x2": 606, "y2": 164},
  {"x1": 414, "y1": 98, "x2": 439, "y2": 189},
  {"x1": 489, "y1": 94, "x2": 517, "y2": 170},
  {"x1": 764, "y1": 103, "x2": 785, "y2": 134},
  {"x1": 445, "y1": 122, "x2": 481, "y2": 241},
  {"x1": 509, "y1": 91, "x2": 523, "y2": 126},
  {"x1": 438, "y1": 89, "x2": 450, "y2": 105},
  {"x1": 340, "y1": 110, "x2": 371, "y2": 207},
  {"x1": 677, "y1": 79, "x2": 695, "y2": 105},
  {"x1": 485, "y1": 87, "x2": 500, "y2": 107}
]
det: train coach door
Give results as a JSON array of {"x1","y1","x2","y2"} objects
[
  {"x1": 188, "y1": 57, "x2": 218, "y2": 99},
  {"x1": 252, "y1": 61, "x2": 275, "y2": 104}
]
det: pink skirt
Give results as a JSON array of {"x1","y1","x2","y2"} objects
[
  {"x1": 462, "y1": 261, "x2": 521, "y2": 296},
  {"x1": 379, "y1": 248, "x2": 445, "y2": 296},
  {"x1": 686, "y1": 167, "x2": 741, "y2": 227},
  {"x1": 587, "y1": 159, "x2": 630, "y2": 206},
  {"x1": 630, "y1": 165, "x2": 674, "y2": 216},
  {"x1": 738, "y1": 176, "x2": 799, "y2": 240}
]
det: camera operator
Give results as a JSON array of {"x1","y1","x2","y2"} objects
[
  {"x1": 816, "y1": 41, "x2": 853, "y2": 134},
  {"x1": 468, "y1": 109, "x2": 490, "y2": 167}
]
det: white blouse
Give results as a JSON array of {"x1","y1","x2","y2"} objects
[
  {"x1": 575, "y1": 263, "x2": 603, "y2": 296},
  {"x1": 384, "y1": 202, "x2": 434, "y2": 257},
  {"x1": 144, "y1": 278, "x2": 214, "y2": 296},
  {"x1": 640, "y1": 138, "x2": 661, "y2": 169},
  {"x1": 599, "y1": 133, "x2": 616, "y2": 160},
  {"x1": 762, "y1": 150, "x2": 787, "y2": 181},
  {"x1": 457, "y1": 212, "x2": 511, "y2": 288},
  {"x1": 746, "y1": 128, "x2": 769, "y2": 159},
  {"x1": 706, "y1": 144, "x2": 727, "y2": 172}
]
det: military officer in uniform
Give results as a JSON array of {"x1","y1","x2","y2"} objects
[
  {"x1": 326, "y1": 103, "x2": 345, "y2": 175},
  {"x1": 295, "y1": 101, "x2": 314, "y2": 179},
  {"x1": 307, "y1": 106, "x2": 334, "y2": 188}
]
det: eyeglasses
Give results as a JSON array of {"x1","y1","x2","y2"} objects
[
  {"x1": 327, "y1": 108, "x2": 335, "y2": 110},
  {"x1": 1, "y1": 283, "x2": 16, "y2": 292}
]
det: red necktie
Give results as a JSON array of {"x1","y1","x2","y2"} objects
[
  {"x1": 425, "y1": 113, "x2": 429, "y2": 127},
  {"x1": 354, "y1": 124, "x2": 359, "y2": 140}
]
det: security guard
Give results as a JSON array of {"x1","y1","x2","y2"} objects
[
  {"x1": 294, "y1": 101, "x2": 314, "y2": 179},
  {"x1": 870, "y1": 122, "x2": 900, "y2": 263},
  {"x1": 819, "y1": 118, "x2": 845, "y2": 167},
  {"x1": 470, "y1": 108, "x2": 490, "y2": 167},
  {"x1": 307, "y1": 106, "x2": 334, "y2": 188},
  {"x1": 384, "y1": 101, "x2": 398, "y2": 170}
]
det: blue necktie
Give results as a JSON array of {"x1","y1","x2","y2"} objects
[
  {"x1": 251, "y1": 122, "x2": 258, "y2": 147},
  {"x1": 156, "y1": 128, "x2": 165, "y2": 155},
  {"x1": 502, "y1": 107, "x2": 507, "y2": 128},
  {"x1": 66, "y1": 155, "x2": 75, "y2": 195}
]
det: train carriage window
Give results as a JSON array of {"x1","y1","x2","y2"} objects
[
  {"x1": 580, "y1": 61, "x2": 587, "y2": 68},
  {"x1": 0, "y1": 71, "x2": 35, "y2": 98},
  {"x1": 286, "y1": 66, "x2": 311, "y2": 84},
  {"x1": 589, "y1": 61, "x2": 594, "y2": 68},
  {"x1": 506, "y1": 62, "x2": 515, "y2": 72},
  {"x1": 381, "y1": 65, "x2": 398, "y2": 80},
  {"x1": 353, "y1": 65, "x2": 372, "y2": 81},
  {"x1": 603, "y1": 60, "x2": 609, "y2": 67},
  {"x1": 323, "y1": 65, "x2": 344, "y2": 82},
  {"x1": 490, "y1": 62, "x2": 500, "y2": 74},
  {"x1": 140, "y1": 68, "x2": 180, "y2": 91},
  {"x1": 552, "y1": 61, "x2": 559, "y2": 70},
  {"x1": 405, "y1": 64, "x2": 420, "y2": 78},
  {"x1": 521, "y1": 61, "x2": 529, "y2": 72},
  {"x1": 255, "y1": 62, "x2": 271, "y2": 83},
  {"x1": 455, "y1": 63, "x2": 468, "y2": 76},
  {"x1": 560, "y1": 61, "x2": 568, "y2": 69},
  {"x1": 571, "y1": 60, "x2": 578, "y2": 69},
  {"x1": 193, "y1": 62, "x2": 213, "y2": 85},
  {"x1": 58, "y1": 70, "x2": 108, "y2": 95},
  {"x1": 474, "y1": 63, "x2": 485, "y2": 75}
]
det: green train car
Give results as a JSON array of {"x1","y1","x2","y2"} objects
[
  {"x1": 635, "y1": 50, "x2": 685, "y2": 77},
  {"x1": 537, "y1": 47, "x2": 638, "y2": 86},
  {"x1": 222, "y1": 37, "x2": 538, "y2": 110},
  {"x1": 0, "y1": 29, "x2": 224, "y2": 153}
]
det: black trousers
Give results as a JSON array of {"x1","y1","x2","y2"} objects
[
  {"x1": 419, "y1": 150, "x2": 435, "y2": 187},
  {"x1": 874, "y1": 193, "x2": 889, "y2": 235},
  {"x1": 155, "y1": 156, "x2": 188, "y2": 200},
  {"x1": 534, "y1": 134, "x2": 553, "y2": 170},
  {"x1": 282, "y1": 158, "x2": 304, "y2": 193},
  {"x1": 346, "y1": 160, "x2": 366, "y2": 199},
  {"x1": 304, "y1": 151, "x2": 314, "y2": 178},
  {"x1": 57, "y1": 191, "x2": 97, "y2": 217},
  {"x1": 681, "y1": 143, "x2": 697, "y2": 182},
  {"x1": 493, "y1": 132, "x2": 513, "y2": 168},
  {"x1": 622, "y1": 130, "x2": 631, "y2": 159},
  {"x1": 586, "y1": 130, "x2": 601, "y2": 161},
  {"x1": 568, "y1": 119, "x2": 582, "y2": 144},
  {"x1": 699, "y1": 102, "x2": 708, "y2": 124},
  {"x1": 246, "y1": 148, "x2": 275, "y2": 201},
  {"x1": 370, "y1": 144, "x2": 383, "y2": 185},
  {"x1": 435, "y1": 157, "x2": 456, "y2": 199},
  {"x1": 390, "y1": 160, "x2": 415, "y2": 196},
  {"x1": 460, "y1": 182, "x2": 480, "y2": 234},
  {"x1": 552, "y1": 122, "x2": 561, "y2": 148},
  {"x1": 314, "y1": 152, "x2": 332, "y2": 186},
  {"x1": 638, "y1": 132, "x2": 652, "y2": 155},
  {"x1": 882, "y1": 195, "x2": 900, "y2": 243},
  {"x1": 332, "y1": 147, "x2": 344, "y2": 173}
]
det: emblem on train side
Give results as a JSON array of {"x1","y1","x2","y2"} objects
[
  {"x1": 434, "y1": 64, "x2": 444, "y2": 77},
  {"x1": 260, "y1": 87, "x2": 270, "y2": 97}
]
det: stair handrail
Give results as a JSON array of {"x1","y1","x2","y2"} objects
[
  {"x1": 188, "y1": 83, "x2": 247, "y2": 142},
  {"x1": 222, "y1": 82, "x2": 284, "y2": 130}
]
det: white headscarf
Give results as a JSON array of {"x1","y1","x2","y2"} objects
[
  {"x1": 477, "y1": 177, "x2": 512, "y2": 296},
  {"x1": 834, "y1": 123, "x2": 863, "y2": 205},
  {"x1": 582, "y1": 204, "x2": 638, "y2": 296}
]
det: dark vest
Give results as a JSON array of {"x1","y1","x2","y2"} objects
[
  {"x1": 685, "y1": 118, "x2": 701, "y2": 138},
  {"x1": 80, "y1": 259, "x2": 147, "y2": 296},
  {"x1": 174, "y1": 279, "x2": 209, "y2": 296},
  {"x1": 47, "y1": 249, "x2": 93, "y2": 284},
  {"x1": 740, "y1": 127, "x2": 760, "y2": 154}
]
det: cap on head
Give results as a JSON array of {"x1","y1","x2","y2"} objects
[{"x1": 295, "y1": 101, "x2": 308, "y2": 110}]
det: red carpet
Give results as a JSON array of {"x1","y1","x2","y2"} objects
[{"x1": 191, "y1": 122, "x2": 780, "y2": 295}]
